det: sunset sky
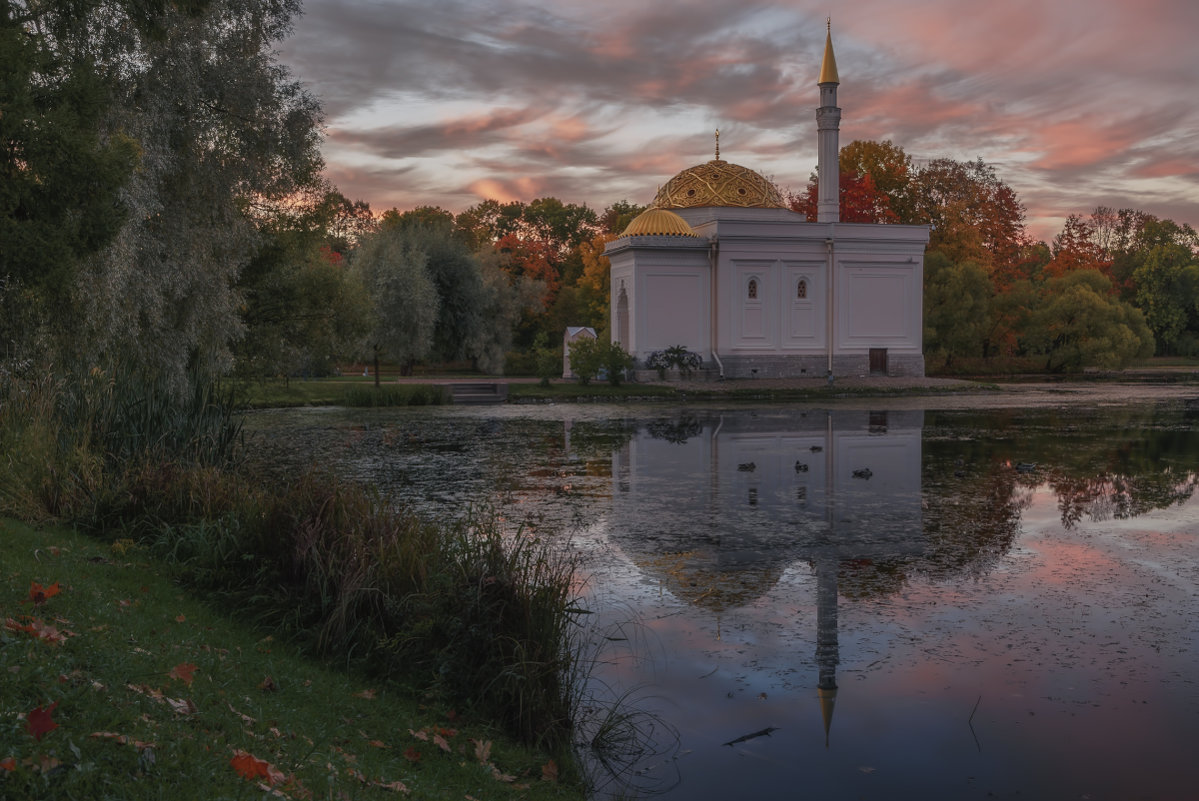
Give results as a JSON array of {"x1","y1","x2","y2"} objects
[{"x1": 278, "y1": 0, "x2": 1199, "y2": 242}]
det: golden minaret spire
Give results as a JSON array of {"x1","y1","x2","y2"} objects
[
  {"x1": 715, "y1": 128, "x2": 720, "y2": 160},
  {"x1": 819, "y1": 17, "x2": 839, "y2": 85}
]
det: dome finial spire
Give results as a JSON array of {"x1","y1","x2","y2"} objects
[{"x1": 715, "y1": 128, "x2": 720, "y2": 160}]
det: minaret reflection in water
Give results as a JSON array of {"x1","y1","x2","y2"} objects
[{"x1": 608, "y1": 409, "x2": 924, "y2": 747}]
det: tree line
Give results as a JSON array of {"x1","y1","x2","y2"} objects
[
  {"x1": 795, "y1": 140, "x2": 1199, "y2": 370},
  {"x1": 5, "y1": 0, "x2": 1198, "y2": 398}
]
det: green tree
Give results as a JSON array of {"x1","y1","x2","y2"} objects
[
  {"x1": 1026, "y1": 270, "x2": 1153, "y2": 372},
  {"x1": 236, "y1": 232, "x2": 369, "y2": 379},
  {"x1": 1132, "y1": 244, "x2": 1199, "y2": 354},
  {"x1": 568, "y1": 337, "x2": 632, "y2": 386},
  {"x1": 600, "y1": 200, "x2": 647, "y2": 234},
  {"x1": 468, "y1": 247, "x2": 543, "y2": 374},
  {"x1": 922, "y1": 252, "x2": 993, "y2": 365},
  {"x1": 381, "y1": 214, "x2": 487, "y2": 365},
  {"x1": 1, "y1": 3, "x2": 138, "y2": 359},
  {"x1": 352, "y1": 224, "x2": 440, "y2": 377}
]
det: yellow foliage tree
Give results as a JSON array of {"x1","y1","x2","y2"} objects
[{"x1": 575, "y1": 233, "x2": 616, "y2": 326}]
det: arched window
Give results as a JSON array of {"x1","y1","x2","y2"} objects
[
  {"x1": 747, "y1": 278, "x2": 758, "y2": 300},
  {"x1": 797, "y1": 279, "x2": 808, "y2": 299}
]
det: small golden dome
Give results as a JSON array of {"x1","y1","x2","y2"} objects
[
  {"x1": 619, "y1": 207, "x2": 700, "y2": 238},
  {"x1": 652, "y1": 159, "x2": 786, "y2": 210}
]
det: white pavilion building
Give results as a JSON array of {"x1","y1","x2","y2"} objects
[{"x1": 605, "y1": 25, "x2": 930, "y2": 379}]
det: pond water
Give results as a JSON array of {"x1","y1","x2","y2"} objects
[{"x1": 243, "y1": 396, "x2": 1199, "y2": 801}]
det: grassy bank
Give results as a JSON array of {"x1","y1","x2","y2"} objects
[
  {"x1": 228, "y1": 377, "x2": 450, "y2": 408},
  {"x1": 1, "y1": 518, "x2": 579, "y2": 800},
  {"x1": 0, "y1": 373, "x2": 584, "y2": 786}
]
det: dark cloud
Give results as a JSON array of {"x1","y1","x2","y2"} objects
[{"x1": 279, "y1": 0, "x2": 1199, "y2": 240}]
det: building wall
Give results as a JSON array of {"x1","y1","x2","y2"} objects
[{"x1": 605, "y1": 210, "x2": 929, "y2": 378}]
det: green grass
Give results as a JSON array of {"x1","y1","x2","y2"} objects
[
  {"x1": 0, "y1": 518, "x2": 581, "y2": 800},
  {"x1": 507, "y1": 383, "x2": 679, "y2": 401},
  {"x1": 228, "y1": 377, "x2": 381, "y2": 408}
]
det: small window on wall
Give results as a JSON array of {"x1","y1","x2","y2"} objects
[
  {"x1": 797, "y1": 279, "x2": 808, "y2": 299},
  {"x1": 747, "y1": 278, "x2": 759, "y2": 300}
]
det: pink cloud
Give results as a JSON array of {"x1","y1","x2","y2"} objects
[
  {"x1": 1130, "y1": 157, "x2": 1199, "y2": 180},
  {"x1": 1024, "y1": 119, "x2": 1142, "y2": 171},
  {"x1": 466, "y1": 176, "x2": 548, "y2": 204}
]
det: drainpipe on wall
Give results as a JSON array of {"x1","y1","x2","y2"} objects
[
  {"x1": 709, "y1": 237, "x2": 725, "y2": 379},
  {"x1": 825, "y1": 235, "x2": 835, "y2": 379}
]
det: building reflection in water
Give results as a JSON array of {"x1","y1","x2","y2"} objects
[{"x1": 608, "y1": 409, "x2": 924, "y2": 745}]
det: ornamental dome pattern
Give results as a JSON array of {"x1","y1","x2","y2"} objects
[
  {"x1": 619, "y1": 208, "x2": 701, "y2": 238},
  {"x1": 652, "y1": 158, "x2": 787, "y2": 210}
]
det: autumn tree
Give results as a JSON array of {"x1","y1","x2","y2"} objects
[
  {"x1": 575, "y1": 233, "x2": 616, "y2": 325},
  {"x1": 839, "y1": 139, "x2": 913, "y2": 219},
  {"x1": 1045, "y1": 214, "x2": 1112, "y2": 280},
  {"x1": 907, "y1": 157, "x2": 1028, "y2": 273},
  {"x1": 790, "y1": 171, "x2": 898, "y2": 223}
]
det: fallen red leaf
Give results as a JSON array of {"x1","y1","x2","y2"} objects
[
  {"x1": 1, "y1": 756, "x2": 16, "y2": 771},
  {"x1": 432, "y1": 734, "x2": 451, "y2": 753},
  {"x1": 5, "y1": 616, "x2": 71, "y2": 644},
  {"x1": 541, "y1": 758, "x2": 559, "y2": 783},
  {"x1": 28, "y1": 581, "x2": 61, "y2": 605},
  {"x1": 169, "y1": 662, "x2": 197, "y2": 686},
  {"x1": 26, "y1": 702, "x2": 59, "y2": 741},
  {"x1": 402, "y1": 746, "x2": 421, "y2": 763},
  {"x1": 230, "y1": 749, "x2": 284, "y2": 785}
]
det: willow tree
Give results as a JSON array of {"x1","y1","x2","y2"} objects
[
  {"x1": 352, "y1": 225, "x2": 441, "y2": 379},
  {"x1": 8, "y1": 0, "x2": 324, "y2": 399}
]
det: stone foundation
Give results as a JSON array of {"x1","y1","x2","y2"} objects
[{"x1": 633, "y1": 353, "x2": 925, "y2": 381}]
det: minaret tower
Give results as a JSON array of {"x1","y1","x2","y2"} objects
[
  {"x1": 815, "y1": 557, "x2": 840, "y2": 746},
  {"x1": 816, "y1": 18, "x2": 841, "y2": 223}
]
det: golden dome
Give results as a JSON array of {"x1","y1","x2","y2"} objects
[
  {"x1": 652, "y1": 158, "x2": 787, "y2": 210},
  {"x1": 619, "y1": 207, "x2": 700, "y2": 238}
]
